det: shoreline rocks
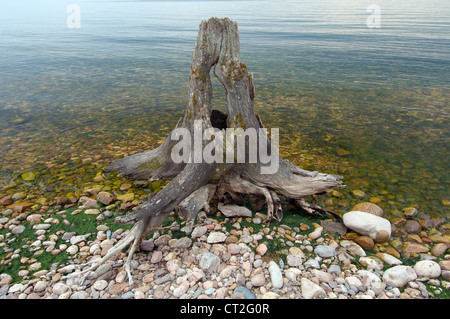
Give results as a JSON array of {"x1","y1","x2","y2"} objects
[
  {"x1": 0, "y1": 198, "x2": 449, "y2": 300},
  {"x1": 343, "y1": 211, "x2": 391, "y2": 242}
]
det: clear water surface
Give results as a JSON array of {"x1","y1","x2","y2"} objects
[{"x1": 0, "y1": 0, "x2": 448, "y2": 219}]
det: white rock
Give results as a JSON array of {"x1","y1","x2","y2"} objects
[
  {"x1": 29, "y1": 262, "x2": 41, "y2": 271},
  {"x1": 371, "y1": 282, "x2": 386, "y2": 296},
  {"x1": 151, "y1": 250, "x2": 163, "y2": 263},
  {"x1": 285, "y1": 268, "x2": 302, "y2": 282},
  {"x1": 66, "y1": 245, "x2": 79, "y2": 255},
  {"x1": 166, "y1": 259, "x2": 182, "y2": 274},
  {"x1": 286, "y1": 254, "x2": 302, "y2": 267},
  {"x1": 173, "y1": 237, "x2": 192, "y2": 249},
  {"x1": 218, "y1": 203, "x2": 252, "y2": 217},
  {"x1": 58, "y1": 291, "x2": 72, "y2": 299},
  {"x1": 92, "y1": 280, "x2": 108, "y2": 291},
  {"x1": 308, "y1": 227, "x2": 323, "y2": 240},
  {"x1": 357, "y1": 270, "x2": 381, "y2": 283},
  {"x1": 359, "y1": 257, "x2": 384, "y2": 270},
  {"x1": 70, "y1": 291, "x2": 89, "y2": 299},
  {"x1": 219, "y1": 266, "x2": 232, "y2": 279},
  {"x1": 251, "y1": 273, "x2": 266, "y2": 287},
  {"x1": 301, "y1": 278, "x2": 326, "y2": 299},
  {"x1": 173, "y1": 281, "x2": 189, "y2": 297},
  {"x1": 304, "y1": 258, "x2": 320, "y2": 269},
  {"x1": 34, "y1": 280, "x2": 47, "y2": 292},
  {"x1": 31, "y1": 240, "x2": 42, "y2": 247},
  {"x1": 198, "y1": 252, "x2": 220, "y2": 274},
  {"x1": 268, "y1": 261, "x2": 283, "y2": 289},
  {"x1": 414, "y1": 260, "x2": 441, "y2": 279},
  {"x1": 206, "y1": 232, "x2": 227, "y2": 244},
  {"x1": 0, "y1": 274, "x2": 13, "y2": 286},
  {"x1": 52, "y1": 282, "x2": 70, "y2": 296},
  {"x1": 340, "y1": 240, "x2": 366, "y2": 257},
  {"x1": 8, "y1": 283, "x2": 24, "y2": 294},
  {"x1": 343, "y1": 211, "x2": 391, "y2": 240},
  {"x1": 227, "y1": 243, "x2": 241, "y2": 255},
  {"x1": 89, "y1": 244, "x2": 101, "y2": 254},
  {"x1": 33, "y1": 223, "x2": 51, "y2": 230},
  {"x1": 12, "y1": 225, "x2": 26, "y2": 235},
  {"x1": 191, "y1": 226, "x2": 207, "y2": 239},
  {"x1": 261, "y1": 291, "x2": 280, "y2": 299},
  {"x1": 311, "y1": 269, "x2": 334, "y2": 283},
  {"x1": 382, "y1": 265, "x2": 417, "y2": 287},
  {"x1": 377, "y1": 253, "x2": 403, "y2": 266},
  {"x1": 314, "y1": 245, "x2": 336, "y2": 258},
  {"x1": 345, "y1": 276, "x2": 364, "y2": 291},
  {"x1": 70, "y1": 233, "x2": 91, "y2": 245}
]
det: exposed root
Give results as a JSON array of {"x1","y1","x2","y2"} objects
[
  {"x1": 105, "y1": 126, "x2": 185, "y2": 181},
  {"x1": 63, "y1": 226, "x2": 136, "y2": 286},
  {"x1": 64, "y1": 214, "x2": 168, "y2": 286},
  {"x1": 221, "y1": 175, "x2": 284, "y2": 223},
  {"x1": 175, "y1": 184, "x2": 217, "y2": 232},
  {"x1": 295, "y1": 198, "x2": 341, "y2": 219}
]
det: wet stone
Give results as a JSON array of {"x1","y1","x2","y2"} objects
[{"x1": 404, "y1": 220, "x2": 421, "y2": 233}]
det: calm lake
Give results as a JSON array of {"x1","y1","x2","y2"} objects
[{"x1": 0, "y1": 0, "x2": 448, "y2": 219}]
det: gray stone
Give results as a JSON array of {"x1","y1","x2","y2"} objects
[
  {"x1": 151, "y1": 250, "x2": 163, "y2": 263},
  {"x1": 383, "y1": 265, "x2": 417, "y2": 287},
  {"x1": 198, "y1": 252, "x2": 220, "y2": 274},
  {"x1": 218, "y1": 203, "x2": 252, "y2": 217},
  {"x1": 33, "y1": 281, "x2": 47, "y2": 292},
  {"x1": 414, "y1": 260, "x2": 441, "y2": 279},
  {"x1": 268, "y1": 261, "x2": 283, "y2": 289},
  {"x1": 154, "y1": 274, "x2": 174, "y2": 285},
  {"x1": 314, "y1": 245, "x2": 336, "y2": 258},
  {"x1": 357, "y1": 270, "x2": 381, "y2": 283},
  {"x1": 173, "y1": 237, "x2": 192, "y2": 249},
  {"x1": 12, "y1": 225, "x2": 26, "y2": 235},
  {"x1": 204, "y1": 288, "x2": 215, "y2": 295},
  {"x1": 70, "y1": 291, "x2": 89, "y2": 299},
  {"x1": 206, "y1": 232, "x2": 227, "y2": 244},
  {"x1": 70, "y1": 233, "x2": 91, "y2": 245},
  {"x1": 8, "y1": 283, "x2": 24, "y2": 294},
  {"x1": 234, "y1": 286, "x2": 256, "y2": 299},
  {"x1": 62, "y1": 232, "x2": 76, "y2": 241},
  {"x1": 328, "y1": 264, "x2": 341, "y2": 275},
  {"x1": 140, "y1": 240, "x2": 155, "y2": 252},
  {"x1": 91, "y1": 263, "x2": 111, "y2": 279},
  {"x1": 304, "y1": 258, "x2": 320, "y2": 269},
  {"x1": 120, "y1": 291, "x2": 135, "y2": 299},
  {"x1": 191, "y1": 226, "x2": 207, "y2": 239},
  {"x1": 251, "y1": 273, "x2": 266, "y2": 287},
  {"x1": 92, "y1": 280, "x2": 108, "y2": 291},
  {"x1": 301, "y1": 278, "x2": 326, "y2": 299},
  {"x1": 320, "y1": 220, "x2": 347, "y2": 235},
  {"x1": 287, "y1": 254, "x2": 302, "y2": 267}
]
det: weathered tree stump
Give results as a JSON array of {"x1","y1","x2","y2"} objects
[{"x1": 70, "y1": 17, "x2": 344, "y2": 285}]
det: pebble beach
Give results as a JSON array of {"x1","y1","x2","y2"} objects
[{"x1": 1, "y1": 190, "x2": 449, "y2": 300}]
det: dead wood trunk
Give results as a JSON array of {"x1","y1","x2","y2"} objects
[{"x1": 69, "y1": 17, "x2": 344, "y2": 284}]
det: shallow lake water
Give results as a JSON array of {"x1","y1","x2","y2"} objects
[{"x1": 0, "y1": 0, "x2": 448, "y2": 220}]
